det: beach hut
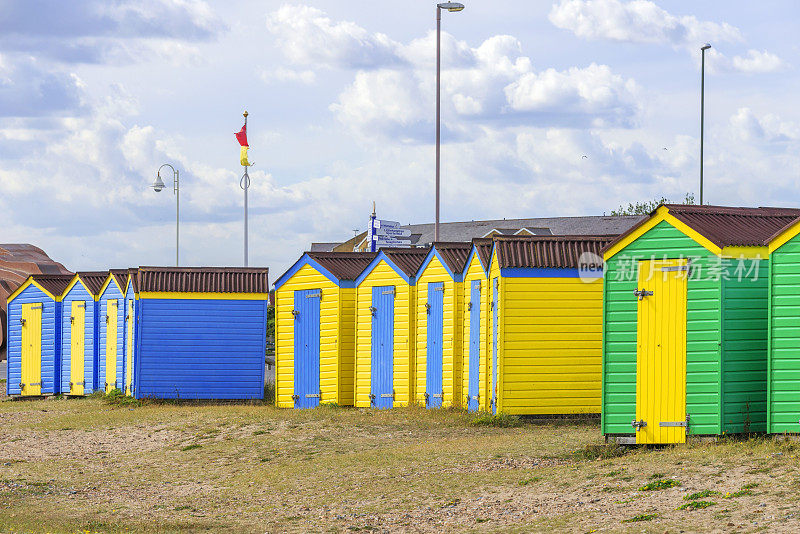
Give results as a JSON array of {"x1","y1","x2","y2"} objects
[
  {"x1": 133, "y1": 267, "x2": 270, "y2": 400},
  {"x1": 274, "y1": 252, "x2": 376, "y2": 408},
  {"x1": 99, "y1": 271, "x2": 126, "y2": 392},
  {"x1": 603, "y1": 204, "x2": 800, "y2": 444},
  {"x1": 354, "y1": 248, "x2": 429, "y2": 408},
  {"x1": 415, "y1": 243, "x2": 472, "y2": 409},
  {"x1": 121, "y1": 268, "x2": 138, "y2": 396},
  {"x1": 461, "y1": 238, "x2": 493, "y2": 411},
  {"x1": 60, "y1": 272, "x2": 105, "y2": 395},
  {"x1": 6, "y1": 274, "x2": 72, "y2": 396},
  {"x1": 764, "y1": 217, "x2": 800, "y2": 433},
  {"x1": 488, "y1": 235, "x2": 609, "y2": 416}
]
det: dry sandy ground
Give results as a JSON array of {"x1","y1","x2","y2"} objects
[{"x1": 0, "y1": 393, "x2": 799, "y2": 533}]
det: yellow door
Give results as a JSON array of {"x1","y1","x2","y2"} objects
[
  {"x1": 125, "y1": 299, "x2": 134, "y2": 395},
  {"x1": 635, "y1": 258, "x2": 688, "y2": 444},
  {"x1": 21, "y1": 303, "x2": 42, "y2": 396},
  {"x1": 70, "y1": 301, "x2": 86, "y2": 395},
  {"x1": 106, "y1": 300, "x2": 118, "y2": 392}
]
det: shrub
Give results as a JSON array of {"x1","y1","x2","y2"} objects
[
  {"x1": 685, "y1": 490, "x2": 720, "y2": 501},
  {"x1": 639, "y1": 479, "x2": 680, "y2": 491},
  {"x1": 677, "y1": 501, "x2": 715, "y2": 510},
  {"x1": 622, "y1": 513, "x2": 658, "y2": 523}
]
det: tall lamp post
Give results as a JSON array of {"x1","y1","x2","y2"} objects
[
  {"x1": 435, "y1": 2, "x2": 464, "y2": 242},
  {"x1": 700, "y1": 43, "x2": 711, "y2": 205},
  {"x1": 152, "y1": 163, "x2": 180, "y2": 266}
]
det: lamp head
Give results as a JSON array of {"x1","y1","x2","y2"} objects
[
  {"x1": 151, "y1": 173, "x2": 165, "y2": 193},
  {"x1": 701, "y1": 43, "x2": 712, "y2": 50},
  {"x1": 438, "y1": 2, "x2": 465, "y2": 12}
]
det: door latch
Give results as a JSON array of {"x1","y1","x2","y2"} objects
[
  {"x1": 291, "y1": 394, "x2": 299, "y2": 403},
  {"x1": 467, "y1": 302, "x2": 473, "y2": 311},
  {"x1": 369, "y1": 393, "x2": 376, "y2": 404},
  {"x1": 633, "y1": 289, "x2": 653, "y2": 300},
  {"x1": 291, "y1": 310, "x2": 300, "y2": 319},
  {"x1": 19, "y1": 318, "x2": 26, "y2": 326},
  {"x1": 425, "y1": 302, "x2": 431, "y2": 314},
  {"x1": 369, "y1": 306, "x2": 377, "y2": 317},
  {"x1": 631, "y1": 419, "x2": 647, "y2": 431}
]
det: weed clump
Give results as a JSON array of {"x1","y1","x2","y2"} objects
[
  {"x1": 685, "y1": 489, "x2": 721, "y2": 501},
  {"x1": 678, "y1": 500, "x2": 715, "y2": 510},
  {"x1": 181, "y1": 444, "x2": 202, "y2": 451},
  {"x1": 470, "y1": 413, "x2": 522, "y2": 428},
  {"x1": 103, "y1": 388, "x2": 143, "y2": 407},
  {"x1": 639, "y1": 479, "x2": 680, "y2": 491},
  {"x1": 622, "y1": 513, "x2": 658, "y2": 523},
  {"x1": 572, "y1": 444, "x2": 628, "y2": 461}
]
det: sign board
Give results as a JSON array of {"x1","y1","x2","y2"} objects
[{"x1": 367, "y1": 217, "x2": 411, "y2": 251}]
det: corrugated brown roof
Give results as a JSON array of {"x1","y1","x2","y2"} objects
[
  {"x1": 77, "y1": 271, "x2": 110, "y2": 296},
  {"x1": 473, "y1": 238, "x2": 494, "y2": 270},
  {"x1": 494, "y1": 235, "x2": 612, "y2": 269},
  {"x1": 381, "y1": 248, "x2": 430, "y2": 277},
  {"x1": 128, "y1": 268, "x2": 139, "y2": 293},
  {"x1": 432, "y1": 242, "x2": 472, "y2": 274},
  {"x1": 307, "y1": 252, "x2": 377, "y2": 281},
  {"x1": 604, "y1": 204, "x2": 800, "y2": 253},
  {"x1": 137, "y1": 267, "x2": 269, "y2": 293},
  {"x1": 30, "y1": 274, "x2": 73, "y2": 297},
  {"x1": 109, "y1": 269, "x2": 129, "y2": 291}
]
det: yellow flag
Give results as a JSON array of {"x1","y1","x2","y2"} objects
[{"x1": 240, "y1": 146, "x2": 250, "y2": 167}]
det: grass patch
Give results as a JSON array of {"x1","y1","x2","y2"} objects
[
  {"x1": 678, "y1": 501, "x2": 716, "y2": 510},
  {"x1": 180, "y1": 444, "x2": 202, "y2": 452},
  {"x1": 252, "y1": 430, "x2": 267, "y2": 436},
  {"x1": 469, "y1": 413, "x2": 522, "y2": 428},
  {"x1": 263, "y1": 381, "x2": 275, "y2": 405},
  {"x1": 518, "y1": 477, "x2": 541, "y2": 486},
  {"x1": 742, "y1": 482, "x2": 759, "y2": 490},
  {"x1": 103, "y1": 388, "x2": 143, "y2": 407},
  {"x1": 571, "y1": 443, "x2": 628, "y2": 461},
  {"x1": 649, "y1": 472, "x2": 666, "y2": 479},
  {"x1": 724, "y1": 489, "x2": 754, "y2": 499},
  {"x1": 639, "y1": 479, "x2": 680, "y2": 491},
  {"x1": 622, "y1": 513, "x2": 658, "y2": 523},
  {"x1": 685, "y1": 489, "x2": 721, "y2": 501}
]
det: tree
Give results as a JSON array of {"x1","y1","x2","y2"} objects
[{"x1": 609, "y1": 193, "x2": 695, "y2": 216}]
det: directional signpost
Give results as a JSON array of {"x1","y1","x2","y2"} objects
[{"x1": 368, "y1": 217, "x2": 411, "y2": 251}]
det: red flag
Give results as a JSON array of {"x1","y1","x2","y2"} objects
[{"x1": 235, "y1": 124, "x2": 248, "y2": 147}]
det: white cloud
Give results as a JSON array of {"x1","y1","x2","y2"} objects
[
  {"x1": 549, "y1": 0, "x2": 782, "y2": 74},
  {"x1": 260, "y1": 67, "x2": 316, "y2": 85},
  {"x1": 266, "y1": 5, "x2": 403, "y2": 69}
]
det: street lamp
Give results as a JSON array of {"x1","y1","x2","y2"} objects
[
  {"x1": 152, "y1": 163, "x2": 180, "y2": 266},
  {"x1": 700, "y1": 43, "x2": 711, "y2": 205},
  {"x1": 435, "y1": 1, "x2": 464, "y2": 242}
]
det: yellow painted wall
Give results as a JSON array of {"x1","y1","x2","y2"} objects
[
  {"x1": 499, "y1": 276, "x2": 603, "y2": 415},
  {"x1": 275, "y1": 264, "x2": 347, "y2": 408},
  {"x1": 355, "y1": 261, "x2": 415, "y2": 407},
  {"x1": 489, "y1": 253, "x2": 502, "y2": 412},
  {"x1": 415, "y1": 255, "x2": 462, "y2": 408},
  {"x1": 462, "y1": 254, "x2": 489, "y2": 410}
]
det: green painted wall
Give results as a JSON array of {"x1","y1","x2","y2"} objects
[
  {"x1": 721, "y1": 260, "x2": 768, "y2": 434},
  {"x1": 768, "y1": 236, "x2": 800, "y2": 433},
  {"x1": 603, "y1": 221, "x2": 722, "y2": 436}
]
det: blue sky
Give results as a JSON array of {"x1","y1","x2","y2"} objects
[{"x1": 1, "y1": 0, "x2": 798, "y2": 276}]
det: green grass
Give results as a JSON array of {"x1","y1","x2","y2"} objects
[
  {"x1": 639, "y1": 479, "x2": 680, "y2": 491},
  {"x1": 685, "y1": 489, "x2": 721, "y2": 500},
  {"x1": 678, "y1": 500, "x2": 716, "y2": 510},
  {"x1": 622, "y1": 513, "x2": 658, "y2": 523},
  {"x1": 180, "y1": 444, "x2": 202, "y2": 451},
  {"x1": 469, "y1": 413, "x2": 522, "y2": 427}
]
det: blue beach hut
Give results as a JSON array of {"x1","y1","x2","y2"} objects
[
  {"x1": 99, "y1": 271, "x2": 126, "y2": 392},
  {"x1": 60, "y1": 272, "x2": 107, "y2": 395}
]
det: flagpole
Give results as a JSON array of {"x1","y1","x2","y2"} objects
[{"x1": 241, "y1": 111, "x2": 249, "y2": 267}]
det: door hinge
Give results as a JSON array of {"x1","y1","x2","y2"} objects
[
  {"x1": 306, "y1": 293, "x2": 321, "y2": 299},
  {"x1": 660, "y1": 265, "x2": 689, "y2": 272},
  {"x1": 633, "y1": 289, "x2": 653, "y2": 300},
  {"x1": 433, "y1": 286, "x2": 444, "y2": 292},
  {"x1": 631, "y1": 419, "x2": 647, "y2": 430},
  {"x1": 431, "y1": 393, "x2": 444, "y2": 399},
  {"x1": 380, "y1": 393, "x2": 394, "y2": 398},
  {"x1": 660, "y1": 415, "x2": 690, "y2": 428},
  {"x1": 305, "y1": 393, "x2": 320, "y2": 398},
  {"x1": 382, "y1": 289, "x2": 395, "y2": 295}
]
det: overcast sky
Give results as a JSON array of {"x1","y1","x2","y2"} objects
[{"x1": 1, "y1": 0, "x2": 798, "y2": 276}]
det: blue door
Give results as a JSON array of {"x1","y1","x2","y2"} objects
[
  {"x1": 426, "y1": 282, "x2": 444, "y2": 408},
  {"x1": 468, "y1": 280, "x2": 481, "y2": 412},
  {"x1": 492, "y1": 278, "x2": 499, "y2": 414},
  {"x1": 371, "y1": 286, "x2": 395, "y2": 408},
  {"x1": 294, "y1": 289, "x2": 321, "y2": 408}
]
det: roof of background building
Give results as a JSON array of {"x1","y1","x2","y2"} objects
[
  {"x1": 605, "y1": 204, "x2": 800, "y2": 252},
  {"x1": 336, "y1": 214, "x2": 645, "y2": 252},
  {"x1": 307, "y1": 252, "x2": 378, "y2": 281},
  {"x1": 309, "y1": 242, "x2": 339, "y2": 252},
  {"x1": 494, "y1": 235, "x2": 612, "y2": 269},
  {"x1": 136, "y1": 267, "x2": 270, "y2": 294}
]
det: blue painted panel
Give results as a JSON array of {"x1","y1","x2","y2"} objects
[
  {"x1": 426, "y1": 282, "x2": 444, "y2": 408},
  {"x1": 371, "y1": 285, "x2": 395, "y2": 408},
  {"x1": 135, "y1": 298, "x2": 267, "y2": 400},
  {"x1": 492, "y1": 278, "x2": 499, "y2": 414},
  {"x1": 468, "y1": 280, "x2": 481, "y2": 412},
  {"x1": 98, "y1": 282, "x2": 125, "y2": 391},
  {"x1": 61, "y1": 282, "x2": 96, "y2": 394},
  {"x1": 6, "y1": 284, "x2": 59, "y2": 395},
  {"x1": 121, "y1": 283, "x2": 136, "y2": 393},
  {"x1": 293, "y1": 289, "x2": 321, "y2": 408}
]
